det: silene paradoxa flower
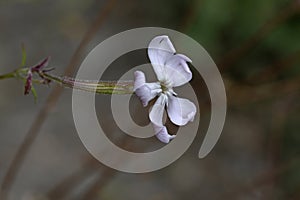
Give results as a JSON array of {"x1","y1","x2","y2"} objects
[{"x1": 134, "y1": 35, "x2": 196, "y2": 143}]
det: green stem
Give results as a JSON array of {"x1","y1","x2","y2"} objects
[
  {"x1": 0, "y1": 68, "x2": 134, "y2": 94},
  {"x1": 42, "y1": 72, "x2": 134, "y2": 94},
  {"x1": 0, "y1": 71, "x2": 16, "y2": 80},
  {"x1": 0, "y1": 68, "x2": 135, "y2": 95}
]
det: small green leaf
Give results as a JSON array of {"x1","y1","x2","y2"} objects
[
  {"x1": 31, "y1": 85, "x2": 38, "y2": 103},
  {"x1": 21, "y1": 43, "x2": 27, "y2": 67}
]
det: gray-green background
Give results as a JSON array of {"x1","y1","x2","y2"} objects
[{"x1": 0, "y1": 0, "x2": 300, "y2": 199}]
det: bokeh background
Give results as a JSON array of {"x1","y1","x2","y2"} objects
[{"x1": 0, "y1": 0, "x2": 300, "y2": 199}]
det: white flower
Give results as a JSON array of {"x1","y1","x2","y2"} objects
[{"x1": 134, "y1": 35, "x2": 196, "y2": 143}]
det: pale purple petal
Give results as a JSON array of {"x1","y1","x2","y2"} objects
[
  {"x1": 148, "y1": 35, "x2": 176, "y2": 81},
  {"x1": 149, "y1": 94, "x2": 175, "y2": 143},
  {"x1": 135, "y1": 85, "x2": 161, "y2": 107},
  {"x1": 134, "y1": 71, "x2": 161, "y2": 107},
  {"x1": 154, "y1": 125, "x2": 176, "y2": 143},
  {"x1": 149, "y1": 94, "x2": 167, "y2": 126},
  {"x1": 133, "y1": 71, "x2": 146, "y2": 90},
  {"x1": 164, "y1": 54, "x2": 192, "y2": 87},
  {"x1": 167, "y1": 95, "x2": 196, "y2": 126}
]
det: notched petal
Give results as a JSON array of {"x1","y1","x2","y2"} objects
[
  {"x1": 167, "y1": 96, "x2": 196, "y2": 126},
  {"x1": 149, "y1": 95, "x2": 167, "y2": 126},
  {"x1": 134, "y1": 71, "x2": 161, "y2": 107},
  {"x1": 165, "y1": 54, "x2": 193, "y2": 87},
  {"x1": 154, "y1": 126, "x2": 176, "y2": 143},
  {"x1": 135, "y1": 85, "x2": 161, "y2": 107},
  {"x1": 175, "y1": 53, "x2": 192, "y2": 63},
  {"x1": 133, "y1": 71, "x2": 146, "y2": 91},
  {"x1": 148, "y1": 36, "x2": 176, "y2": 81},
  {"x1": 148, "y1": 35, "x2": 176, "y2": 53},
  {"x1": 149, "y1": 94, "x2": 175, "y2": 143}
]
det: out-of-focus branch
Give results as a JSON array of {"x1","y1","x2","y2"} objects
[
  {"x1": 46, "y1": 135, "x2": 133, "y2": 200},
  {"x1": 222, "y1": 157, "x2": 300, "y2": 199},
  {"x1": 218, "y1": 0, "x2": 300, "y2": 71},
  {"x1": 79, "y1": 168, "x2": 116, "y2": 200},
  {"x1": 0, "y1": 0, "x2": 117, "y2": 199},
  {"x1": 227, "y1": 76, "x2": 300, "y2": 106},
  {"x1": 179, "y1": 0, "x2": 203, "y2": 32},
  {"x1": 47, "y1": 158, "x2": 99, "y2": 200},
  {"x1": 245, "y1": 50, "x2": 300, "y2": 84}
]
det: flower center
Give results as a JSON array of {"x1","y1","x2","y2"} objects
[
  {"x1": 161, "y1": 83, "x2": 169, "y2": 93},
  {"x1": 160, "y1": 79, "x2": 175, "y2": 96}
]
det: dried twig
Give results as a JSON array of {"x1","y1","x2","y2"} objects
[
  {"x1": 218, "y1": 0, "x2": 300, "y2": 71},
  {"x1": 47, "y1": 158, "x2": 99, "y2": 200},
  {"x1": 0, "y1": 0, "x2": 117, "y2": 199}
]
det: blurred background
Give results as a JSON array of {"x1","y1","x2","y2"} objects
[{"x1": 0, "y1": 0, "x2": 300, "y2": 199}]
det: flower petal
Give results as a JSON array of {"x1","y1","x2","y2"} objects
[
  {"x1": 149, "y1": 94, "x2": 175, "y2": 143},
  {"x1": 135, "y1": 85, "x2": 161, "y2": 107},
  {"x1": 149, "y1": 94, "x2": 167, "y2": 126},
  {"x1": 164, "y1": 54, "x2": 192, "y2": 87},
  {"x1": 133, "y1": 71, "x2": 146, "y2": 90},
  {"x1": 134, "y1": 71, "x2": 161, "y2": 107},
  {"x1": 167, "y1": 95, "x2": 196, "y2": 126},
  {"x1": 154, "y1": 125, "x2": 176, "y2": 143},
  {"x1": 148, "y1": 35, "x2": 176, "y2": 81}
]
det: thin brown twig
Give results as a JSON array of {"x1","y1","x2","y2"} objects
[
  {"x1": 0, "y1": 1, "x2": 297, "y2": 200},
  {"x1": 46, "y1": 157, "x2": 99, "y2": 200},
  {"x1": 228, "y1": 75, "x2": 300, "y2": 106},
  {"x1": 245, "y1": 50, "x2": 300, "y2": 84},
  {"x1": 218, "y1": 0, "x2": 300, "y2": 71},
  {"x1": 263, "y1": 95, "x2": 297, "y2": 199},
  {"x1": 178, "y1": 0, "x2": 203, "y2": 32},
  {"x1": 48, "y1": 1, "x2": 300, "y2": 199},
  {"x1": 77, "y1": 136, "x2": 133, "y2": 200},
  {"x1": 79, "y1": 168, "x2": 116, "y2": 200},
  {"x1": 289, "y1": 185, "x2": 300, "y2": 200},
  {"x1": 45, "y1": 78, "x2": 300, "y2": 199},
  {"x1": 268, "y1": 96, "x2": 297, "y2": 159},
  {"x1": 44, "y1": 72, "x2": 300, "y2": 199},
  {"x1": 0, "y1": 0, "x2": 117, "y2": 199},
  {"x1": 46, "y1": 135, "x2": 131, "y2": 200},
  {"x1": 221, "y1": 157, "x2": 300, "y2": 199}
]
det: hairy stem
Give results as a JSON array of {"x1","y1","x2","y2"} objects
[
  {"x1": 0, "y1": 1, "x2": 118, "y2": 199},
  {"x1": 0, "y1": 71, "x2": 16, "y2": 80},
  {"x1": 42, "y1": 73, "x2": 134, "y2": 94},
  {"x1": 0, "y1": 69, "x2": 134, "y2": 95}
]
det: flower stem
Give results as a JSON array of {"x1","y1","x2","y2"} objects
[
  {"x1": 0, "y1": 68, "x2": 134, "y2": 95},
  {"x1": 0, "y1": 71, "x2": 16, "y2": 80},
  {"x1": 41, "y1": 72, "x2": 134, "y2": 94}
]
